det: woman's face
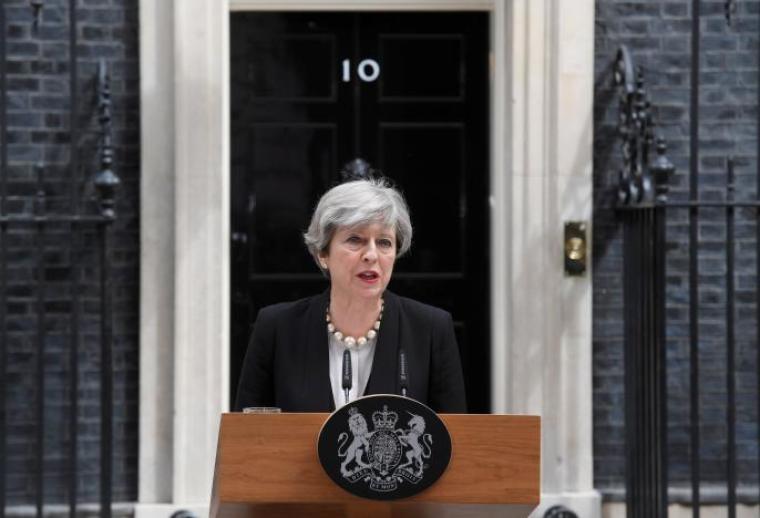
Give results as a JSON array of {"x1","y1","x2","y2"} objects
[{"x1": 320, "y1": 223, "x2": 397, "y2": 301}]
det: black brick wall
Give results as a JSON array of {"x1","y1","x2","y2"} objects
[
  {"x1": 2, "y1": 0, "x2": 138, "y2": 505},
  {"x1": 594, "y1": 0, "x2": 760, "y2": 500}
]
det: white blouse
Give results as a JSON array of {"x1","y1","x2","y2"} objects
[{"x1": 327, "y1": 331, "x2": 377, "y2": 408}]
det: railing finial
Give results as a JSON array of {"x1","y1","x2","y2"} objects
[
  {"x1": 613, "y1": 46, "x2": 675, "y2": 207},
  {"x1": 93, "y1": 60, "x2": 120, "y2": 219}
]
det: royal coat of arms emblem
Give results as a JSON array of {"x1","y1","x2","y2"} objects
[{"x1": 318, "y1": 394, "x2": 451, "y2": 500}]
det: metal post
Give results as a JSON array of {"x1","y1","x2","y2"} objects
[
  {"x1": 0, "y1": 0, "x2": 7, "y2": 515},
  {"x1": 98, "y1": 223, "x2": 112, "y2": 518},
  {"x1": 30, "y1": 4, "x2": 46, "y2": 514},
  {"x1": 625, "y1": 209, "x2": 640, "y2": 517},
  {"x1": 653, "y1": 141, "x2": 673, "y2": 518},
  {"x1": 646, "y1": 205, "x2": 657, "y2": 517},
  {"x1": 756, "y1": 2, "x2": 760, "y2": 506},
  {"x1": 68, "y1": 0, "x2": 80, "y2": 514},
  {"x1": 623, "y1": 214, "x2": 634, "y2": 515},
  {"x1": 689, "y1": 1, "x2": 701, "y2": 514},
  {"x1": 724, "y1": 158, "x2": 736, "y2": 518},
  {"x1": 34, "y1": 165, "x2": 46, "y2": 518},
  {"x1": 94, "y1": 60, "x2": 119, "y2": 518},
  {"x1": 654, "y1": 199, "x2": 668, "y2": 518}
]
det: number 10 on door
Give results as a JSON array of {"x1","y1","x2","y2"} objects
[{"x1": 341, "y1": 59, "x2": 381, "y2": 82}]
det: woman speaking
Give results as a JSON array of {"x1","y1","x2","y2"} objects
[{"x1": 234, "y1": 178, "x2": 466, "y2": 413}]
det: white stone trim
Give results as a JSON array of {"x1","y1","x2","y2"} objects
[
  {"x1": 137, "y1": 0, "x2": 230, "y2": 513},
  {"x1": 138, "y1": 0, "x2": 176, "y2": 505},
  {"x1": 488, "y1": 0, "x2": 510, "y2": 415},
  {"x1": 231, "y1": 0, "x2": 493, "y2": 10},
  {"x1": 170, "y1": 0, "x2": 230, "y2": 504},
  {"x1": 501, "y1": 0, "x2": 598, "y2": 515}
]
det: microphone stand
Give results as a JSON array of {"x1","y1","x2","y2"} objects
[
  {"x1": 342, "y1": 349, "x2": 352, "y2": 405},
  {"x1": 399, "y1": 348, "x2": 409, "y2": 397}
]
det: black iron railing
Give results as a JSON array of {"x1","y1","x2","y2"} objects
[
  {"x1": 614, "y1": 45, "x2": 673, "y2": 518},
  {"x1": 613, "y1": 24, "x2": 760, "y2": 517},
  {"x1": 0, "y1": 2, "x2": 119, "y2": 517}
]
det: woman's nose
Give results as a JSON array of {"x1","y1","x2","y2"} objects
[{"x1": 362, "y1": 241, "x2": 378, "y2": 262}]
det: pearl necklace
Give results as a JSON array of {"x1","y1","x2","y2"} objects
[{"x1": 326, "y1": 300, "x2": 384, "y2": 349}]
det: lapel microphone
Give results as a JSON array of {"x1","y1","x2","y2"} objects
[
  {"x1": 399, "y1": 348, "x2": 409, "y2": 397},
  {"x1": 342, "y1": 349, "x2": 352, "y2": 405}
]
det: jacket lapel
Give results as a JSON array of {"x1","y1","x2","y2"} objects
[
  {"x1": 365, "y1": 290, "x2": 400, "y2": 396},
  {"x1": 304, "y1": 289, "x2": 335, "y2": 411}
]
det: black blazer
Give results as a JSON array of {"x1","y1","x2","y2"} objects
[{"x1": 234, "y1": 290, "x2": 467, "y2": 413}]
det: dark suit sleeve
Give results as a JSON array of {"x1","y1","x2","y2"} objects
[
  {"x1": 429, "y1": 310, "x2": 467, "y2": 413},
  {"x1": 234, "y1": 307, "x2": 276, "y2": 411}
]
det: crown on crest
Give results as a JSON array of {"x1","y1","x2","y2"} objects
[
  {"x1": 348, "y1": 406, "x2": 359, "y2": 416},
  {"x1": 372, "y1": 405, "x2": 398, "y2": 430}
]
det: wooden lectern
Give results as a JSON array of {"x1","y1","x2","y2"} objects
[{"x1": 211, "y1": 413, "x2": 540, "y2": 518}]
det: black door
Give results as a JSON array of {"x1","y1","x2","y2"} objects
[{"x1": 230, "y1": 12, "x2": 490, "y2": 412}]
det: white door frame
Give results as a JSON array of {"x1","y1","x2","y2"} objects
[
  {"x1": 137, "y1": 1, "x2": 599, "y2": 516},
  {"x1": 228, "y1": 0, "x2": 513, "y2": 417}
]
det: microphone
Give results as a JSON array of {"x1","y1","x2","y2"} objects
[
  {"x1": 399, "y1": 348, "x2": 409, "y2": 397},
  {"x1": 342, "y1": 349, "x2": 352, "y2": 405}
]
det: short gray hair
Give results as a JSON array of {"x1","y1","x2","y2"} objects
[{"x1": 304, "y1": 178, "x2": 413, "y2": 270}]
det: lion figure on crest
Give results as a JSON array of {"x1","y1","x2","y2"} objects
[
  {"x1": 337, "y1": 409, "x2": 372, "y2": 476},
  {"x1": 397, "y1": 413, "x2": 433, "y2": 476}
]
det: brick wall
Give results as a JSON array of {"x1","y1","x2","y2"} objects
[
  {"x1": 2, "y1": 0, "x2": 138, "y2": 505},
  {"x1": 594, "y1": 0, "x2": 760, "y2": 499}
]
